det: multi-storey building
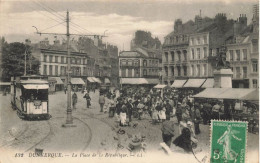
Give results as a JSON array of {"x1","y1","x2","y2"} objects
[
  {"x1": 119, "y1": 48, "x2": 160, "y2": 85},
  {"x1": 162, "y1": 19, "x2": 196, "y2": 85},
  {"x1": 226, "y1": 7, "x2": 259, "y2": 88},
  {"x1": 39, "y1": 49, "x2": 95, "y2": 80}
]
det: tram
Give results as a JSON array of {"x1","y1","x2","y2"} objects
[{"x1": 10, "y1": 75, "x2": 51, "y2": 120}]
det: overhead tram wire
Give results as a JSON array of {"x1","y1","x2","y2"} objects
[
  {"x1": 32, "y1": 0, "x2": 95, "y2": 35},
  {"x1": 26, "y1": 1, "x2": 86, "y2": 35},
  {"x1": 39, "y1": 21, "x2": 66, "y2": 32},
  {"x1": 31, "y1": 0, "x2": 93, "y2": 35}
]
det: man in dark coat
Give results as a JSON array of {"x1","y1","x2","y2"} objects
[
  {"x1": 126, "y1": 99, "x2": 133, "y2": 122},
  {"x1": 83, "y1": 92, "x2": 91, "y2": 108},
  {"x1": 164, "y1": 100, "x2": 172, "y2": 120},
  {"x1": 175, "y1": 102, "x2": 182, "y2": 124},
  {"x1": 72, "y1": 92, "x2": 78, "y2": 109},
  {"x1": 99, "y1": 94, "x2": 105, "y2": 112}
]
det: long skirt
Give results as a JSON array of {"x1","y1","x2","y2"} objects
[
  {"x1": 152, "y1": 110, "x2": 159, "y2": 120},
  {"x1": 120, "y1": 112, "x2": 127, "y2": 125}
]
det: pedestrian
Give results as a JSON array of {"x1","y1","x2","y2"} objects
[
  {"x1": 164, "y1": 100, "x2": 172, "y2": 120},
  {"x1": 83, "y1": 92, "x2": 91, "y2": 108},
  {"x1": 64, "y1": 87, "x2": 67, "y2": 94},
  {"x1": 152, "y1": 103, "x2": 159, "y2": 124},
  {"x1": 173, "y1": 127, "x2": 192, "y2": 153},
  {"x1": 126, "y1": 99, "x2": 133, "y2": 122},
  {"x1": 120, "y1": 104, "x2": 127, "y2": 126},
  {"x1": 212, "y1": 102, "x2": 221, "y2": 120},
  {"x1": 99, "y1": 93, "x2": 105, "y2": 112},
  {"x1": 176, "y1": 102, "x2": 182, "y2": 124},
  {"x1": 72, "y1": 92, "x2": 78, "y2": 110},
  {"x1": 161, "y1": 118, "x2": 175, "y2": 147},
  {"x1": 137, "y1": 100, "x2": 145, "y2": 120},
  {"x1": 194, "y1": 103, "x2": 201, "y2": 135}
]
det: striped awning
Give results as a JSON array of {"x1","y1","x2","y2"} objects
[
  {"x1": 154, "y1": 84, "x2": 167, "y2": 89},
  {"x1": 171, "y1": 80, "x2": 187, "y2": 88},
  {"x1": 201, "y1": 78, "x2": 214, "y2": 88},
  {"x1": 183, "y1": 79, "x2": 206, "y2": 88},
  {"x1": 71, "y1": 78, "x2": 85, "y2": 85},
  {"x1": 49, "y1": 77, "x2": 63, "y2": 84},
  {"x1": 87, "y1": 77, "x2": 95, "y2": 83}
]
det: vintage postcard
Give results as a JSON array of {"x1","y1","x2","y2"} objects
[{"x1": 0, "y1": 0, "x2": 259, "y2": 163}]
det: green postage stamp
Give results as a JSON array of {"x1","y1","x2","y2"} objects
[{"x1": 210, "y1": 120, "x2": 247, "y2": 163}]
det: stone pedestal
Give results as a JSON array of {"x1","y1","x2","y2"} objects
[{"x1": 213, "y1": 69, "x2": 233, "y2": 88}]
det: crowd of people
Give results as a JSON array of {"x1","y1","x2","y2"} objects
[{"x1": 71, "y1": 85, "x2": 258, "y2": 153}]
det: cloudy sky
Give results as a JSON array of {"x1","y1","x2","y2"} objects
[{"x1": 0, "y1": 0, "x2": 258, "y2": 50}]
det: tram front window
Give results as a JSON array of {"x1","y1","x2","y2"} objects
[{"x1": 23, "y1": 89, "x2": 48, "y2": 101}]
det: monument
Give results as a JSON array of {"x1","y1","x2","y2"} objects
[{"x1": 213, "y1": 45, "x2": 233, "y2": 88}]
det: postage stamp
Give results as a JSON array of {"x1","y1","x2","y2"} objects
[{"x1": 210, "y1": 120, "x2": 247, "y2": 163}]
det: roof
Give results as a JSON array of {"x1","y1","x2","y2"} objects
[
  {"x1": 20, "y1": 80, "x2": 49, "y2": 84},
  {"x1": 193, "y1": 88, "x2": 230, "y2": 98},
  {"x1": 121, "y1": 78, "x2": 158, "y2": 85},
  {"x1": 71, "y1": 78, "x2": 85, "y2": 85},
  {"x1": 171, "y1": 80, "x2": 187, "y2": 88},
  {"x1": 183, "y1": 79, "x2": 206, "y2": 88},
  {"x1": 193, "y1": 88, "x2": 257, "y2": 100},
  {"x1": 23, "y1": 84, "x2": 49, "y2": 89},
  {"x1": 240, "y1": 89, "x2": 259, "y2": 101},
  {"x1": 201, "y1": 78, "x2": 214, "y2": 88}
]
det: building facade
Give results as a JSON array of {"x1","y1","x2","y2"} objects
[
  {"x1": 39, "y1": 49, "x2": 95, "y2": 79},
  {"x1": 119, "y1": 49, "x2": 160, "y2": 79}
]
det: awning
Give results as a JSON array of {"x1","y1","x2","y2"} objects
[
  {"x1": 49, "y1": 77, "x2": 63, "y2": 84},
  {"x1": 23, "y1": 84, "x2": 49, "y2": 89},
  {"x1": 0, "y1": 82, "x2": 10, "y2": 86},
  {"x1": 71, "y1": 78, "x2": 85, "y2": 85},
  {"x1": 154, "y1": 84, "x2": 167, "y2": 89},
  {"x1": 241, "y1": 90, "x2": 259, "y2": 101},
  {"x1": 92, "y1": 77, "x2": 102, "y2": 83},
  {"x1": 193, "y1": 88, "x2": 229, "y2": 99},
  {"x1": 183, "y1": 79, "x2": 206, "y2": 88},
  {"x1": 105, "y1": 78, "x2": 110, "y2": 84},
  {"x1": 201, "y1": 78, "x2": 214, "y2": 88},
  {"x1": 214, "y1": 88, "x2": 256, "y2": 100},
  {"x1": 87, "y1": 77, "x2": 95, "y2": 83},
  {"x1": 120, "y1": 78, "x2": 145, "y2": 84},
  {"x1": 171, "y1": 80, "x2": 187, "y2": 88},
  {"x1": 146, "y1": 78, "x2": 159, "y2": 84}
]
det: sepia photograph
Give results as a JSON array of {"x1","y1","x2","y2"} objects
[{"x1": 0, "y1": 0, "x2": 259, "y2": 162}]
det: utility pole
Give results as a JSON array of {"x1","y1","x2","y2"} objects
[
  {"x1": 24, "y1": 48, "x2": 27, "y2": 76},
  {"x1": 33, "y1": 10, "x2": 108, "y2": 128}
]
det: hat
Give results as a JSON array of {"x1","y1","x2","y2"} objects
[{"x1": 177, "y1": 102, "x2": 182, "y2": 105}]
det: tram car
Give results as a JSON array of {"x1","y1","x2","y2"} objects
[{"x1": 10, "y1": 75, "x2": 51, "y2": 120}]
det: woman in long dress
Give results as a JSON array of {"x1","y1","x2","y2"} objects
[{"x1": 120, "y1": 105, "x2": 127, "y2": 126}]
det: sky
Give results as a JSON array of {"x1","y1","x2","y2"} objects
[{"x1": 0, "y1": 0, "x2": 258, "y2": 51}]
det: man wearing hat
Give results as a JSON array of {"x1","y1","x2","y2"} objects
[
  {"x1": 161, "y1": 118, "x2": 175, "y2": 147},
  {"x1": 125, "y1": 98, "x2": 133, "y2": 122},
  {"x1": 164, "y1": 99, "x2": 172, "y2": 121}
]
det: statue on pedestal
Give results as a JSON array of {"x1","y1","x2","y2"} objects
[{"x1": 216, "y1": 45, "x2": 230, "y2": 70}]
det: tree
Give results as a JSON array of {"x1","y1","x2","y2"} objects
[{"x1": 1, "y1": 42, "x2": 40, "y2": 81}]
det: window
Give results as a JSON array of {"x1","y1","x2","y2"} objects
[
  {"x1": 121, "y1": 60, "x2": 127, "y2": 66},
  {"x1": 55, "y1": 56, "x2": 58, "y2": 63},
  {"x1": 203, "y1": 47, "x2": 207, "y2": 57},
  {"x1": 143, "y1": 69, "x2": 147, "y2": 76},
  {"x1": 209, "y1": 49, "x2": 213, "y2": 56},
  {"x1": 55, "y1": 65, "x2": 58, "y2": 75},
  {"x1": 197, "y1": 48, "x2": 200, "y2": 59},
  {"x1": 177, "y1": 66, "x2": 181, "y2": 76},
  {"x1": 43, "y1": 65, "x2": 47, "y2": 75},
  {"x1": 134, "y1": 60, "x2": 139, "y2": 66},
  {"x1": 178, "y1": 52, "x2": 181, "y2": 61},
  {"x1": 71, "y1": 58, "x2": 76, "y2": 64},
  {"x1": 203, "y1": 36, "x2": 207, "y2": 44},
  {"x1": 44, "y1": 55, "x2": 47, "y2": 62},
  {"x1": 171, "y1": 51, "x2": 174, "y2": 61},
  {"x1": 243, "y1": 49, "x2": 247, "y2": 60},
  {"x1": 197, "y1": 65, "x2": 200, "y2": 76},
  {"x1": 203, "y1": 64, "x2": 207, "y2": 76},
  {"x1": 197, "y1": 37, "x2": 200, "y2": 45},
  {"x1": 49, "y1": 65, "x2": 53, "y2": 75},
  {"x1": 128, "y1": 69, "x2": 132, "y2": 77},
  {"x1": 243, "y1": 67, "x2": 247, "y2": 78},
  {"x1": 171, "y1": 66, "x2": 174, "y2": 76},
  {"x1": 61, "y1": 56, "x2": 64, "y2": 63},
  {"x1": 253, "y1": 79, "x2": 258, "y2": 88},
  {"x1": 165, "y1": 52, "x2": 168, "y2": 62},
  {"x1": 229, "y1": 50, "x2": 234, "y2": 61},
  {"x1": 252, "y1": 61, "x2": 258, "y2": 72},
  {"x1": 191, "y1": 38, "x2": 194, "y2": 45},
  {"x1": 121, "y1": 68, "x2": 126, "y2": 77},
  {"x1": 128, "y1": 60, "x2": 133, "y2": 66},
  {"x1": 252, "y1": 39, "x2": 258, "y2": 53},
  {"x1": 236, "y1": 67, "x2": 240, "y2": 78},
  {"x1": 191, "y1": 65, "x2": 194, "y2": 76},
  {"x1": 134, "y1": 68, "x2": 139, "y2": 77},
  {"x1": 236, "y1": 50, "x2": 240, "y2": 61},
  {"x1": 183, "y1": 51, "x2": 187, "y2": 61},
  {"x1": 49, "y1": 55, "x2": 53, "y2": 63},
  {"x1": 77, "y1": 58, "x2": 81, "y2": 64},
  {"x1": 191, "y1": 49, "x2": 195, "y2": 59},
  {"x1": 143, "y1": 60, "x2": 147, "y2": 67},
  {"x1": 164, "y1": 66, "x2": 168, "y2": 76},
  {"x1": 183, "y1": 66, "x2": 187, "y2": 76}
]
